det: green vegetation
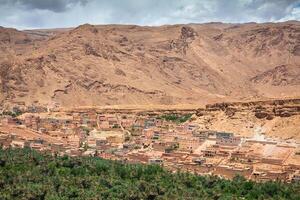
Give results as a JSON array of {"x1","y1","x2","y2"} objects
[
  {"x1": 130, "y1": 126, "x2": 142, "y2": 136},
  {"x1": 165, "y1": 143, "x2": 179, "y2": 153},
  {"x1": 160, "y1": 113, "x2": 192, "y2": 123},
  {"x1": 112, "y1": 124, "x2": 120, "y2": 129},
  {"x1": 1, "y1": 110, "x2": 23, "y2": 118},
  {"x1": 0, "y1": 148, "x2": 300, "y2": 200},
  {"x1": 80, "y1": 126, "x2": 91, "y2": 135}
]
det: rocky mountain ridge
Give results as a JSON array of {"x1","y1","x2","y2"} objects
[
  {"x1": 195, "y1": 98, "x2": 300, "y2": 141},
  {"x1": 0, "y1": 22, "x2": 299, "y2": 108}
]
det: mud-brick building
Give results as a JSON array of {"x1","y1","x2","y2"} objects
[
  {"x1": 202, "y1": 148, "x2": 217, "y2": 157},
  {"x1": 126, "y1": 153, "x2": 149, "y2": 164},
  {"x1": 11, "y1": 139, "x2": 26, "y2": 148},
  {"x1": 120, "y1": 118, "x2": 134, "y2": 129},
  {"x1": 177, "y1": 137, "x2": 202, "y2": 152},
  {"x1": 214, "y1": 164, "x2": 253, "y2": 179},
  {"x1": 25, "y1": 115, "x2": 40, "y2": 131},
  {"x1": 252, "y1": 170, "x2": 289, "y2": 182},
  {"x1": 216, "y1": 132, "x2": 241, "y2": 146},
  {"x1": 0, "y1": 134, "x2": 12, "y2": 148},
  {"x1": 185, "y1": 123, "x2": 199, "y2": 133},
  {"x1": 1, "y1": 116, "x2": 16, "y2": 126},
  {"x1": 291, "y1": 171, "x2": 300, "y2": 182},
  {"x1": 50, "y1": 143, "x2": 66, "y2": 153},
  {"x1": 97, "y1": 114, "x2": 119, "y2": 130}
]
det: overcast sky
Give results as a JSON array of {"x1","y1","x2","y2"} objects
[{"x1": 0, "y1": 0, "x2": 299, "y2": 30}]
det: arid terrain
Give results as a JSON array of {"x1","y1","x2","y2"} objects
[
  {"x1": 0, "y1": 22, "x2": 300, "y2": 177},
  {"x1": 196, "y1": 98, "x2": 300, "y2": 141},
  {"x1": 0, "y1": 21, "x2": 299, "y2": 108},
  {"x1": 1, "y1": 97, "x2": 300, "y2": 182}
]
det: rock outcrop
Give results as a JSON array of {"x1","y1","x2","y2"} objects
[
  {"x1": 0, "y1": 22, "x2": 299, "y2": 108},
  {"x1": 195, "y1": 98, "x2": 300, "y2": 141}
]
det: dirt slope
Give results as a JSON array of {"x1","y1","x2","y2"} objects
[
  {"x1": 195, "y1": 99, "x2": 300, "y2": 141},
  {"x1": 0, "y1": 21, "x2": 299, "y2": 108}
]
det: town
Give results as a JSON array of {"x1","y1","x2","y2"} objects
[{"x1": 0, "y1": 104, "x2": 300, "y2": 183}]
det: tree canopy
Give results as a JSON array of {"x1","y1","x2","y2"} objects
[{"x1": 0, "y1": 148, "x2": 299, "y2": 200}]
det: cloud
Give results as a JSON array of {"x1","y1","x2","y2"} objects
[
  {"x1": 0, "y1": 0, "x2": 299, "y2": 29},
  {"x1": 0, "y1": 0, "x2": 89, "y2": 12}
]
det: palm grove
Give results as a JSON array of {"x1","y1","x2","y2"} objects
[{"x1": 0, "y1": 148, "x2": 300, "y2": 199}]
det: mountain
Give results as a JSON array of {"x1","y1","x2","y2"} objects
[
  {"x1": 0, "y1": 21, "x2": 299, "y2": 108},
  {"x1": 251, "y1": 64, "x2": 300, "y2": 86}
]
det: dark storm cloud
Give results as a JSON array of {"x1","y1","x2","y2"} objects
[
  {"x1": 0, "y1": 0, "x2": 89, "y2": 12},
  {"x1": 0, "y1": 0, "x2": 299, "y2": 29}
]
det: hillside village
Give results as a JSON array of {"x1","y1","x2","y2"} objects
[
  {"x1": 0, "y1": 99, "x2": 300, "y2": 183},
  {"x1": 1, "y1": 1, "x2": 300, "y2": 199}
]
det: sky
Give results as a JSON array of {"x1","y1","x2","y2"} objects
[{"x1": 0, "y1": 0, "x2": 299, "y2": 30}]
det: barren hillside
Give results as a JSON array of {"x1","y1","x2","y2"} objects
[
  {"x1": 195, "y1": 99, "x2": 300, "y2": 141},
  {"x1": 0, "y1": 22, "x2": 299, "y2": 108}
]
